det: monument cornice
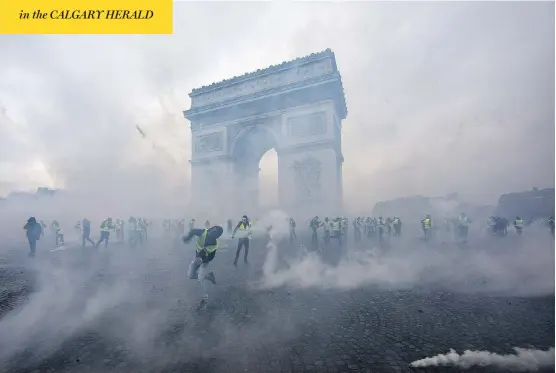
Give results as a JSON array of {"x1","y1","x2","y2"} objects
[
  {"x1": 184, "y1": 49, "x2": 348, "y2": 121},
  {"x1": 190, "y1": 49, "x2": 336, "y2": 95},
  {"x1": 185, "y1": 73, "x2": 347, "y2": 120}
]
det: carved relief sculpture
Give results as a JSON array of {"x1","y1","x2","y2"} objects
[
  {"x1": 291, "y1": 158, "x2": 322, "y2": 203},
  {"x1": 195, "y1": 132, "x2": 223, "y2": 153}
]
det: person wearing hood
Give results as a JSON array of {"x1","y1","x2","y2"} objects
[
  {"x1": 183, "y1": 225, "x2": 222, "y2": 311},
  {"x1": 24, "y1": 217, "x2": 42, "y2": 257}
]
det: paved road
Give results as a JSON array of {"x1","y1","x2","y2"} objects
[{"x1": 0, "y1": 231, "x2": 554, "y2": 373}]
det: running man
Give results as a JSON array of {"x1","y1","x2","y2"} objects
[{"x1": 182, "y1": 225, "x2": 222, "y2": 311}]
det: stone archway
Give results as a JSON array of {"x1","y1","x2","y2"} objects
[
  {"x1": 230, "y1": 124, "x2": 279, "y2": 214},
  {"x1": 184, "y1": 49, "x2": 348, "y2": 218}
]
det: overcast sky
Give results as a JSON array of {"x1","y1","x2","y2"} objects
[{"x1": 0, "y1": 1, "x2": 553, "y2": 210}]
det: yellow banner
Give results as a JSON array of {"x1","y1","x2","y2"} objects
[{"x1": 0, "y1": 0, "x2": 173, "y2": 34}]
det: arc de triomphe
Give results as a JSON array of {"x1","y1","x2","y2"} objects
[{"x1": 183, "y1": 49, "x2": 347, "y2": 217}]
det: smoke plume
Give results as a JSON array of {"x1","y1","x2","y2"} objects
[
  {"x1": 410, "y1": 347, "x2": 555, "y2": 372},
  {"x1": 256, "y1": 213, "x2": 554, "y2": 296}
]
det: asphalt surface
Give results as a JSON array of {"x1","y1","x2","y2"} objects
[{"x1": 0, "y1": 230, "x2": 554, "y2": 373}]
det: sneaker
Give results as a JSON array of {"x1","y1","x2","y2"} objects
[
  {"x1": 196, "y1": 299, "x2": 208, "y2": 312},
  {"x1": 206, "y1": 272, "x2": 216, "y2": 284}
]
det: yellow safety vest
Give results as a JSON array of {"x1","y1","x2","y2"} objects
[
  {"x1": 238, "y1": 222, "x2": 251, "y2": 230},
  {"x1": 196, "y1": 229, "x2": 219, "y2": 253},
  {"x1": 101, "y1": 220, "x2": 111, "y2": 232},
  {"x1": 423, "y1": 218, "x2": 431, "y2": 228},
  {"x1": 238, "y1": 222, "x2": 252, "y2": 238},
  {"x1": 515, "y1": 219, "x2": 524, "y2": 228}
]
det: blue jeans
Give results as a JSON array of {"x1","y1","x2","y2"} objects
[{"x1": 28, "y1": 237, "x2": 37, "y2": 256}]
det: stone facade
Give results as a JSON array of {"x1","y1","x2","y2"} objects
[{"x1": 184, "y1": 49, "x2": 347, "y2": 217}]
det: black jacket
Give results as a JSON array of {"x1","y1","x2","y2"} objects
[{"x1": 24, "y1": 222, "x2": 42, "y2": 240}]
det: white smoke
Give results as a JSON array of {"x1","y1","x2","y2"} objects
[
  {"x1": 255, "y1": 209, "x2": 290, "y2": 239},
  {"x1": 410, "y1": 347, "x2": 555, "y2": 372},
  {"x1": 252, "y1": 210, "x2": 290, "y2": 279},
  {"x1": 256, "y1": 220, "x2": 555, "y2": 295}
]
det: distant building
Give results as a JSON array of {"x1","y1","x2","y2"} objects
[
  {"x1": 372, "y1": 194, "x2": 494, "y2": 221},
  {"x1": 36, "y1": 187, "x2": 59, "y2": 196},
  {"x1": 4, "y1": 187, "x2": 61, "y2": 202},
  {"x1": 495, "y1": 188, "x2": 555, "y2": 222}
]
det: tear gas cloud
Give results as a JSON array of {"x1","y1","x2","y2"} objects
[
  {"x1": 258, "y1": 211, "x2": 554, "y2": 296},
  {"x1": 410, "y1": 347, "x2": 555, "y2": 372},
  {"x1": 0, "y1": 1, "x2": 554, "y2": 370},
  {"x1": 0, "y1": 215, "x2": 304, "y2": 369}
]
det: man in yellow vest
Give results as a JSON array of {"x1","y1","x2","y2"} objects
[
  {"x1": 183, "y1": 225, "x2": 222, "y2": 311},
  {"x1": 514, "y1": 216, "x2": 524, "y2": 236},
  {"x1": 96, "y1": 217, "x2": 113, "y2": 248},
  {"x1": 232, "y1": 215, "x2": 252, "y2": 266},
  {"x1": 51, "y1": 220, "x2": 64, "y2": 246},
  {"x1": 421, "y1": 215, "x2": 432, "y2": 240}
]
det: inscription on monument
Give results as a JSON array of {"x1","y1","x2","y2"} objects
[
  {"x1": 288, "y1": 112, "x2": 327, "y2": 137},
  {"x1": 195, "y1": 132, "x2": 223, "y2": 153},
  {"x1": 192, "y1": 59, "x2": 333, "y2": 107}
]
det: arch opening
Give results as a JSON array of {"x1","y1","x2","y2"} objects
[
  {"x1": 259, "y1": 149, "x2": 278, "y2": 210},
  {"x1": 232, "y1": 126, "x2": 278, "y2": 215}
]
